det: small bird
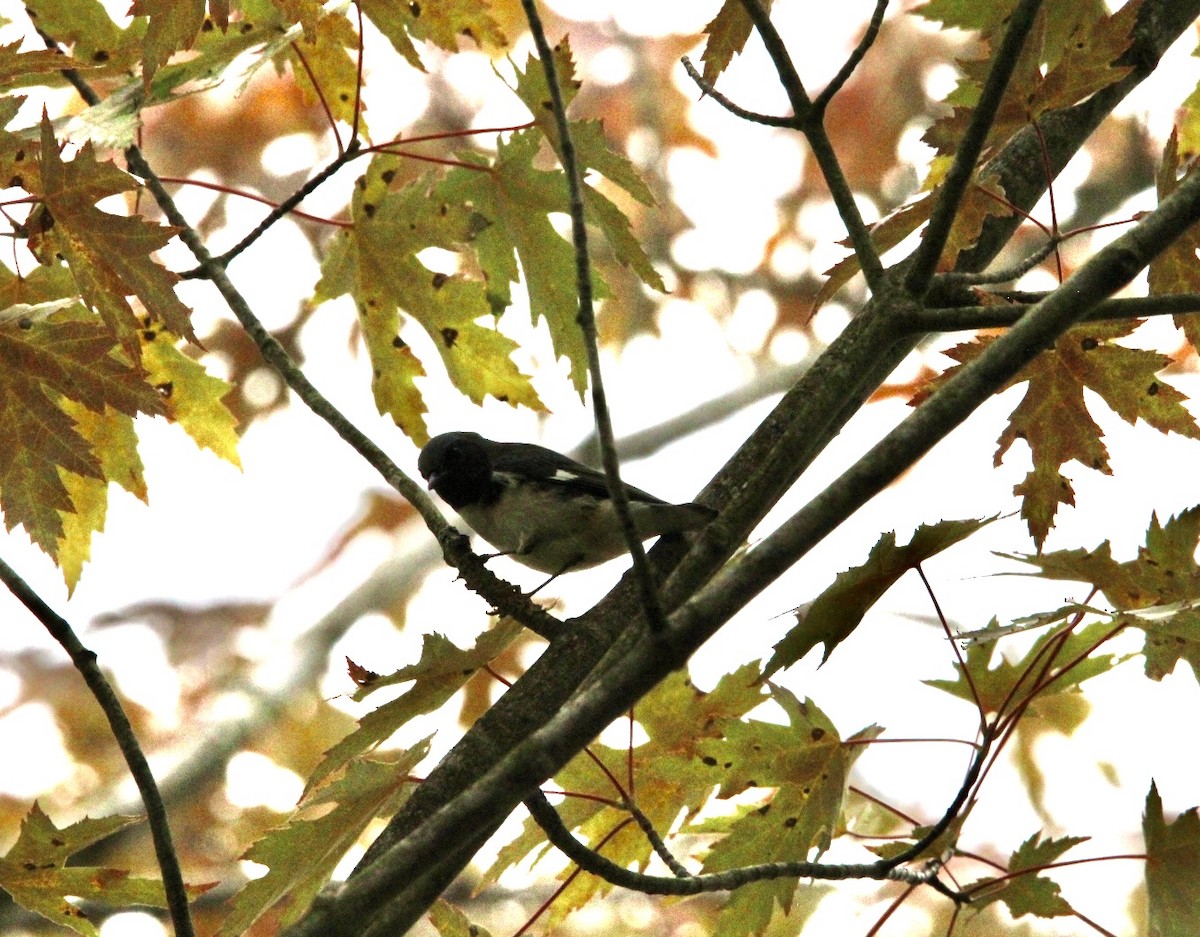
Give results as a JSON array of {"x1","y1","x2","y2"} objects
[{"x1": 418, "y1": 431, "x2": 716, "y2": 580}]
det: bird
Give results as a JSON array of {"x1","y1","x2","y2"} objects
[{"x1": 417, "y1": 431, "x2": 716, "y2": 582}]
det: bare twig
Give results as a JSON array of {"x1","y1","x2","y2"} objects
[
  {"x1": 518, "y1": 0, "x2": 668, "y2": 632},
  {"x1": 813, "y1": 0, "x2": 889, "y2": 115},
  {"x1": 678, "y1": 56, "x2": 794, "y2": 127},
  {"x1": 0, "y1": 557, "x2": 196, "y2": 937}
]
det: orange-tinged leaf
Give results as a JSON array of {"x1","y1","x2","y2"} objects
[
  {"x1": 0, "y1": 309, "x2": 162, "y2": 554},
  {"x1": 279, "y1": 10, "x2": 362, "y2": 129},
  {"x1": 33, "y1": 117, "x2": 194, "y2": 355},
  {"x1": 1029, "y1": 0, "x2": 1140, "y2": 116},
  {"x1": 1149, "y1": 130, "x2": 1200, "y2": 352},
  {"x1": 699, "y1": 0, "x2": 774, "y2": 85},
  {"x1": 915, "y1": 322, "x2": 1200, "y2": 548},
  {"x1": 1144, "y1": 782, "x2": 1200, "y2": 936}
]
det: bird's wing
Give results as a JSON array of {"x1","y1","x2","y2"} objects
[{"x1": 487, "y1": 441, "x2": 666, "y2": 504}]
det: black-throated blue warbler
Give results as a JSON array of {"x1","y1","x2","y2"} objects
[{"x1": 418, "y1": 431, "x2": 715, "y2": 578}]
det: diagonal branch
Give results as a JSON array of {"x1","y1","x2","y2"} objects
[
  {"x1": 517, "y1": 0, "x2": 668, "y2": 631},
  {"x1": 903, "y1": 0, "x2": 1045, "y2": 296},
  {"x1": 0, "y1": 557, "x2": 196, "y2": 937}
]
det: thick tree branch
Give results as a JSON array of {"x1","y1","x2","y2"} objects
[{"x1": 913, "y1": 292, "x2": 1200, "y2": 332}]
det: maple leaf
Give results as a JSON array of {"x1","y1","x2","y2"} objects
[
  {"x1": 1144, "y1": 782, "x2": 1200, "y2": 936},
  {"x1": 699, "y1": 0, "x2": 775, "y2": 85},
  {"x1": 925, "y1": 618, "x2": 1119, "y2": 714},
  {"x1": 0, "y1": 803, "x2": 208, "y2": 937},
  {"x1": 304, "y1": 620, "x2": 523, "y2": 796},
  {"x1": 142, "y1": 330, "x2": 241, "y2": 466},
  {"x1": 359, "y1": 0, "x2": 506, "y2": 71},
  {"x1": 1006, "y1": 508, "x2": 1200, "y2": 680},
  {"x1": 480, "y1": 665, "x2": 766, "y2": 925},
  {"x1": 1029, "y1": 0, "x2": 1139, "y2": 117},
  {"x1": 914, "y1": 321, "x2": 1200, "y2": 548},
  {"x1": 218, "y1": 744, "x2": 430, "y2": 937},
  {"x1": 0, "y1": 307, "x2": 163, "y2": 555},
  {"x1": 1149, "y1": 130, "x2": 1200, "y2": 352},
  {"x1": 128, "y1": 0, "x2": 206, "y2": 86},
  {"x1": 765, "y1": 517, "x2": 994, "y2": 674},
  {"x1": 968, "y1": 832, "x2": 1087, "y2": 919},
  {"x1": 315, "y1": 158, "x2": 544, "y2": 441},
  {"x1": 56, "y1": 400, "x2": 146, "y2": 594},
  {"x1": 31, "y1": 117, "x2": 194, "y2": 358},
  {"x1": 696, "y1": 690, "x2": 878, "y2": 937},
  {"x1": 21, "y1": 0, "x2": 134, "y2": 72}
]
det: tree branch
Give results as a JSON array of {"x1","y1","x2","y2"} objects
[
  {"x1": 518, "y1": 0, "x2": 668, "y2": 631},
  {"x1": 903, "y1": 0, "x2": 1045, "y2": 295},
  {"x1": 0, "y1": 557, "x2": 196, "y2": 937}
]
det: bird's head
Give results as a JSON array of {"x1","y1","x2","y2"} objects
[{"x1": 418, "y1": 432, "x2": 493, "y2": 508}]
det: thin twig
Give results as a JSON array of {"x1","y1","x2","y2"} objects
[
  {"x1": 176, "y1": 140, "x2": 362, "y2": 278},
  {"x1": 933, "y1": 235, "x2": 1062, "y2": 288},
  {"x1": 0, "y1": 557, "x2": 196, "y2": 937},
  {"x1": 524, "y1": 791, "x2": 958, "y2": 897},
  {"x1": 903, "y1": 0, "x2": 1046, "y2": 295},
  {"x1": 813, "y1": 0, "x2": 889, "y2": 115},
  {"x1": 734, "y1": 0, "x2": 887, "y2": 292},
  {"x1": 517, "y1": 0, "x2": 669, "y2": 632},
  {"x1": 678, "y1": 56, "x2": 794, "y2": 127}
]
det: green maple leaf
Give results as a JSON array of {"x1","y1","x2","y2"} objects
[
  {"x1": 696, "y1": 690, "x2": 878, "y2": 937},
  {"x1": 925, "y1": 618, "x2": 1119, "y2": 713},
  {"x1": 0, "y1": 306, "x2": 163, "y2": 556},
  {"x1": 480, "y1": 664, "x2": 766, "y2": 925},
  {"x1": 305, "y1": 619, "x2": 523, "y2": 795},
  {"x1": 1005, "y1": 508, "x2": 1200, "y2": 680},
  {"x1": 360, "y1": 0, "x2": 505, "y2": 68},
  {"x1": 969, "y1": 832, "x2": 1087, "y2": 919},
  {"x1": 315, "y1": 157, "x2": 544, "y2": 441},
  {"x1": 766, "y1": 517, "x2": 993, "y2": 673},
  {"x1": 21, "y1": 0, "x2": 135, "y2": 72},
  {"x1": 128, "y1": 0, "x2": 206, "y2": 85},
  {"x1": 1144, "y1": 782, "x2": 1200, "y2": 936},
  {"x1": 0, "y1": 803, "x2": 206, "y2": 937},
  {"x1": 218, "y1": 743, "x2": 430, "y2": 937},
  {"x1": 916, "y1": 321, "x2": 1200, "y2": 548}
]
